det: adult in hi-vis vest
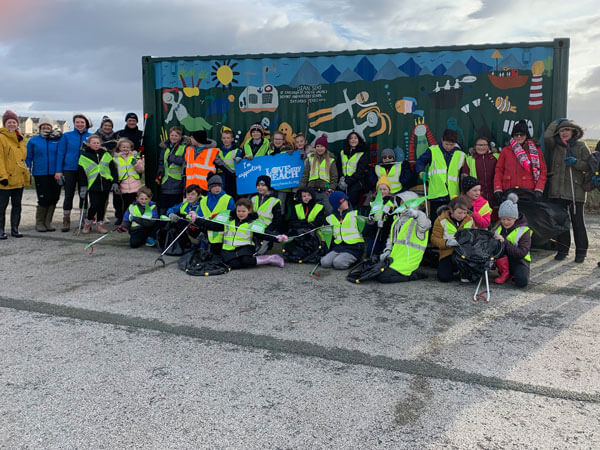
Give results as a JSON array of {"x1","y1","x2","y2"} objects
[
  {"x1": 337, "y1": 132, "x2": 370, "y2": 209},
  {"x1": 184, "y1": 130, "x2": 219, "y2": 191},
  {"x1": 415, "y1": 129, "x2": 466, "y2": 223}
]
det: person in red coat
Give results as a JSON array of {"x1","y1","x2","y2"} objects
[{"x1": 493, "y1": 120, "x2": 547, "y2": 204}]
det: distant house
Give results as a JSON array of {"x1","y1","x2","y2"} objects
[{"x1": 17, "y1": 116, "x2": 70, "y2": 137}]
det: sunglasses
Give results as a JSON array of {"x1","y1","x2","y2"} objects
[{"x1": 512, "y1": 132, "x2": 527, "y2": 137}]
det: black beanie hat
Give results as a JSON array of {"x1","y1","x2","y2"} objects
[
  {"x1": 125, "y1": 112, "x2": 138, "y2": 122},
  {"x1": 511, "y1": 120, "x2": 531, "y2": 139},
  {"x1": 256, "y1": 175, "x2": 271, "y2": 188},
  {"x1": 192, "y1": 130, "x2": 210, "y2": 144},
  {"x1": 461, "y1": 175, "x2": 481, "y2": 193}
]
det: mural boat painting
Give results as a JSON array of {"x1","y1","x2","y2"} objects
[{"x1": 488, "y1": 69, "x2": 529, "y2": 89}]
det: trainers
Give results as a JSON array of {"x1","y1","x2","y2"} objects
[
  {"x1": 554, "y1": 253, "x2": 567, "y2": 261},
  {"x1": 145, "y1": 237, "x2": 156, "y2": 247},
  {"x1": 81, "y1": 220, "x2": 92, "y2": 234},
  {"x1": 460, "y1": 275, "x2": 470, "y2": 283},
  {"x1": 96, "y1": 221, "x2": 108, "y2": 233}
]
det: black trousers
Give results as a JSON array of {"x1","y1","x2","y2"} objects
[
  {"x1": 62, "y1": 170, "x2": 79, "y2": 211},
  {"x1": 113, "y1": 192, "x2": 137, "y2": 224},
  {"x1": 347, "y1": 181, "x2": 365, "y2": 209},
  {"x1": 159, "y1": 192, "x2": 183, "y2": 216},
  {"x1": 129, "y1": 225, "x2": 157, "y2": 248},
  {"x1": 34, "y1": 175, "x2": 61, "y2": 207},
  {"x1": 0, "y1": 188, "x2": 23, "y2": 232},
  {"x1": 87, "y1": 191, "x2": 110, "y2": 221},
  {"x1": 437, "y1": 255, "x2": 459, "y2": 282},
  {"x1": 226, "y1": 255, "x2": 256, "y2": 269},
  {"x1": 221, "y1": 171, "x2": 237, "y2": 198},
  {"x1": 378, "y1": 267, "x2": 414, "y2": 283},
  {"x1": 508, "y1": 257, "x2": 530, "y2": 288},
  {"x1": 553, "y1": 199, "x2": 588, "y2": 257}
]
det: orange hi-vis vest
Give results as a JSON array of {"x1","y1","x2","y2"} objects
[{"x1": 184, "y1": 146, "x2": 219, "y2": 190}]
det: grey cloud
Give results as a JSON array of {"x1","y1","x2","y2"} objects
[{"x1": 577, "y1": 66, "x2": 600, "y2": 91}]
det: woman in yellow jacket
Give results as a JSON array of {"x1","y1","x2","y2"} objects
[{"x1": 0, "y1": 110, "x2": 30, "y2": 239}]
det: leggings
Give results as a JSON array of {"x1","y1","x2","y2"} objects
[
  {"x1": 62, "y1": 170, "x2": 79, "y2": 211},
  {"x1": 553, "y1": 199, "x2": 588, "y2": 257},
  {"x1": 113, "y1": 192, "x2": 137, "y2": 223},
  {"x1": 34, "y1": 175, "x2": 61, "y2": 207},
  {"x1": 226, "y1": 255, "x2": 256, "y2": 269},
  {"x1": 87, "y1": 191, "x2": 110, "y2": 221},
  {"x1": 0, "y1": 187, "x2": 23, "y2": 232}
]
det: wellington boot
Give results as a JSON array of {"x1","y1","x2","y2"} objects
[
  {"x1": 35, "y1": 206, "x2": 49, "y2": 232},
  {"x1": 81, "y1": 219, "x2": 92, "y2": 234},
  {"x1": 61, "y1": 215, "x2": 71, "y2": 232},
  {"x1": 255, "y1": 254, "x2": 285, "y2": 268},
  {"x1": 96, "y1": 221, "x2": 109, "y2": 233},
  {"x1": 44, "y1": 205, "x2": 56, "y2": 231},
  {"x1": 494, "y1": 256, "x2": 511, "y2": 284}
]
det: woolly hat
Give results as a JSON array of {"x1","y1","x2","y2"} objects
[
  {"x1": 380, "y1": 148, "x2": 395, "y2": 161},
  {"x1": 329, "y1": 190, "x2": 349, "y2": 209},
  {"x1": 396, "y1": 190, "x2": 419, "y2": 204},
  {"x1": 73, "y1": 113, "x2": 92, "y2": 129},
  {"x1": 498, "y1": 193, "x2": 519, "y2": 219},
  {"x1": 191, "y1": 130, "x2": 210, "y2": 145},
  {"x1": 207, "y1": 173, "x2": 223, "y2": 189},
  {"x1": 442, "y1": 129, "x2": 458, "y2": 143},
  {"x1": 461, "y1": 176, "x2": 481, "y2": 194},
  {"x1": 511, "y1": 120, "x2": 531, "y2": 139},
  {"x1": 2, "y1": 110, "x2": 18, "y2": 127},
  {"x1": 315, "y1": 134, "x2": 328, "y2": 149},
  {"x1": 376, "y1": 174, "x2": 391, "y2": 191},
  {"x1": 249, "y1": 123, "x2": 264, "y2": 134},
  {"x1": 38, "y1": 115, "x2": 54, "y2": 128},
  {"x1": 256, "y1": 175, "x2": 271, "y2": 188},
  {"x1": 100, "y1": 115, "x2": 113, "y2": 127},
  {"x1": 125, "y1": 112, "x2": 138, "y2": 122}
]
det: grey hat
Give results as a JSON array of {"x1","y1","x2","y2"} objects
[
  {"x1": 207, "y1": 174, "x2": 223, "y2": 189},
  {"x1": 498, "y1": 193, "x2": 519, "y2": 219},
  {"x1": 380, "y1": 148, "x2": 395, "y2": 161}
]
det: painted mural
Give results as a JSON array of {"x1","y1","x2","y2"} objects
[{"x1": 151, "y1": 45, "x2": 555, "y2": 161}]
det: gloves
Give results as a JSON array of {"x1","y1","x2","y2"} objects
[
  {"x1": 111, "y1": 183, "x2": 121, "y2": 194},
  {"x1": 235, "y1": 156, "x2": 242, "y2": 163},
  {"x1": 338, "y1": 176, "x2": 348, "y2": 190},
  {"x1": 377, "y1": 219, "x2": 384, "y2": 228},
  {"x1": 383, "y1": 205, "x2": 392, "y2": 214},
  {"x1": 79, "y1": 187, "x2": 88, "y2": 199},
  {"x1": 116, "y1": 225, "x2": 128, "y2": 233},
  {"x1": 188, "y1": 211, "x2": 198, "y2": 222},
  {"x1": 276, "y1": 234, "x2": 288, "y2": 242},
  {"x1": 564, "y1": 156, "x2": 577, "y2": 166},
  {"x1": 534, "y1": 190, "x2": 544, "y2": 199},
  {"x1": 406, "y1": 209, "x2": 419, "y2": 219},
  {"x1": 169, "y1": 213, "x2": 180, "y2": 223},
  {"x1": 0, "y1": 179, "x2": 8, "y2": 186},
  {"x1": 494, "y1": 191, "x2": 503, "y2": 205},
  {"x1": 446, "y1": 238, "x2": 459, "y2": 247},
  {"x1": 380, "y1": 248, "x2": 391, "y2": 261}
]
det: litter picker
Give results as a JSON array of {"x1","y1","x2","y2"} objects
[
  {"x1": 84, "y1": 232, "x2": 111, "y2": 254},
  {"x1": 154, "y1": 221, "x2": 192, "y2": 267}
]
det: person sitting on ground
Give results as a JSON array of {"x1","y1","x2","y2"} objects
[
  {"x1": 461, "y1": 176, "x2": 491, "y2": 229},
  {"x1": 377, "y1": 191, "x2": 431, "y2": 283},
  {"x1": 191, "y1": 197, "x2": 288, "y2": 269},
  {"x1": 283, "y1": 187, "x2": 327, "y2": 261},
  {"x1": 493, "y1": 193, "x2": 531, "y2": 288},
  {"x1": 166, "y1": 184, "x2": 204, "y2": 250},
  {"x1": 364, "y1": 175, "x2": 399, "y2": 258},
  {"x1": 118, "y1": 186, "x2": 159, "y2": 248},
  {"x1": 431, "y1": 196, "x2": 475, "y2": 283},
  {"x1": 320, "y1": 190, "x2": 365, "y2": 270}
]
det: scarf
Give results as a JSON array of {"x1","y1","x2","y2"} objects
[{"x1": 510, "y1": 138, "x2": 540, "y2": 182}]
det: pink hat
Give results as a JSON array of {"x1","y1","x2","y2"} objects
[{"x1": 2, "y1": 110, "x2": 18, "y2": 127}]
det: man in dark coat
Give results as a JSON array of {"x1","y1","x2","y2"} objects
[{"x1": 116, "y1": 112, "x2": 143, "y2": 151}]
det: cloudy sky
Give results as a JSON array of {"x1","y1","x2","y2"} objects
[{"x1": 1, "y1": 0, "x2": 599, "y2": 137}]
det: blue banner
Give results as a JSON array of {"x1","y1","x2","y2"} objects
[{"x1": 235, "y1": 151, "x2": 305, "y2": 195}]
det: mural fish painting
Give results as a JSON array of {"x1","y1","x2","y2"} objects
[
  {"x1": 394, "y1": 97, "x2": 424, "y2": 117},
  {"x1": 495, "y1": 96, "x2": 517, "y2": 114}
]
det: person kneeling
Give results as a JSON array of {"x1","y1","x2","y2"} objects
[
  {"x1": 321, "y1": 191, "x2": 365, "y2": 269},
  {"x1": 377, "y1": 191, "x2": 431, "y2": 283},
  {"x1": 118, "y1": 186, "x2": 159, "y2": 248},
  {"x1": 493, "y1": 193, "x2": 531, "y2": 288},
  {"x1": 191, "y1": 198, "x2": 287, "y2": 270}
]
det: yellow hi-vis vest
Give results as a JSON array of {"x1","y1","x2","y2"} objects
[
  {"x1": 388, "y1": 217, "x2": 428, "y2": 276},
  {"x1": 179, "y1": 201, "x2": 201, "y2": 217},
  {"x1": 200, "y1": 194, "x2": 233, "y2": 243},
  {"x1": 374, "y1": 164, "x2": 402, "y2": 193},
  {"x1": 341, "y1": 152, "x2": 364, "y2": 176},
  {"x1": 128, "y1": 202, "x2": 155, "y2": 229},
  {"x1": 495, "y1": 225, "x2": 532, "y2": 262},
  {"x1": 295, "y1": 203, "x2": 323, "y2": 223},
  {"x1": 243, "y1": 139, "x2": 271, "y2": 157},
  {"x1": 115, "y1": 154, "x2": 140, "y2": 181},
  {"x1": 326, "y1": 210, "x2": 364, "y2": 245},
  {"x1": 219, "y1": 148, "x2": 237, "y2": 172},
  {"x1": 78, "y1": 152, "x2": 114, "y2": 189},
  {"x1": 162, "y1": 144, "x2": 186, "y2": 184},
  {"x1": 252, "y1": 196, "x2": 281, "y2": 227},
  {"x1": 427, "y1": 145, "x2": 465, "y2": 199},
  {"x1": 222, "y1": 220, "x2": 253, "y2": 250},
  {"x1": 439, "y1": 215, "x2": 473, "y2": 240},
  {"x1": 308, "y1": 155, "x2": 334, "y2": 183}
]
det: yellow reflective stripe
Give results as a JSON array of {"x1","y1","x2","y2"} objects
[{"x1": 477, "y1": 201, "x2": 492, "y2": 216}]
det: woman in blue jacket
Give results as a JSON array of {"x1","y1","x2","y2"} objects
[
  {"x1": 55, "y1": 114, "x2": 91, "y2": 231},
  {"x1": 26, "y1": 117, "x2": 62, "y2": 232}
]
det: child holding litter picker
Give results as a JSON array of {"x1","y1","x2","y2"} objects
[
  {"x1": 190, "y1": 197, "x2": 288, "y2": 270},
  {"x1": 77, "y1": 135, "x2": 119, "y2": 234},
  {"x1": 377, "y1": 191, "x2": 431, "y2": 283},
  {"x1": 113, "y1": 137, "x2": 144, "y2": 226},
  {"x1": 431, "y1": 196, "x2": 474, "y2": 283},
  {"x1": 117, "y1": 186, "x2": 159, "y2": 248},
  {"x1": 320, "y1": 190, "x2": 365, "y2": 270},
  {"x1": 165, "y1": 183, "x2": 204, "y2": 250},
  {"x1": 364, "y1": 175, "x2": 399, "y2": 258},
  {"x1": 492, "y1": 193, "x2": 531, "y2": 288}
]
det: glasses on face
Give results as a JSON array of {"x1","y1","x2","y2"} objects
[
  {"x1": 513, "y1": 133, "x2": 526, "y2": 137},
  {"x1": 475, "y1": 143, "x2": 488, "y2": 147},
  {"x1": 382, "y1": 155, "x2": 394, "y2": 160}
]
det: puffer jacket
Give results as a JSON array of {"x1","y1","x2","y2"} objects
[
  {"x1": 544, "y1": 119, "x2": 591, "y2": 203},
  {"x1": 56, "y1": 129, "x2": 91, "y2": 172},
  {"x1": 0, "y1": 127, "x2": 29, "y2": 189},
  {"x1": 494, "y1": 140, "x2": 547, "y2": 193},
  {"x1": 26, "y1": 131, "x2": 62, "y2": 176},
  {"x1": 431, "y1": 206, "x2": 474, "y2": 260}
]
